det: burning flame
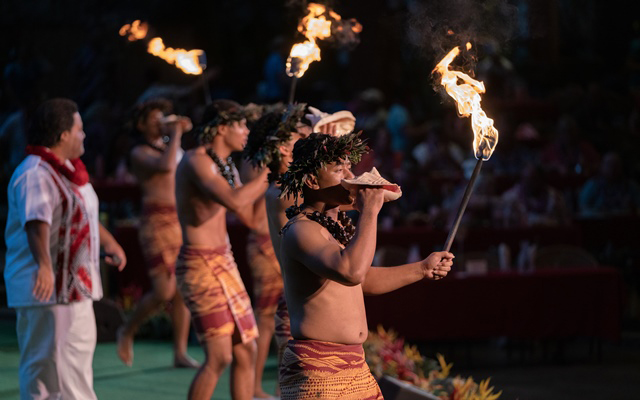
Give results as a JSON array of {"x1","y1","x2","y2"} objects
[
  {"x1": 286, "y1": 3, "x2": 361, "y2": 78},
  {"x1": 119, "y1": 21, "x2": 205, "y2": 75},
  {"x1": 147, "y1": 38, "x2": 204, "y2": 75},
  {"x1": 433, "y1": 43, "x2": 498, "y2": 160},
  {"x1": 119, "y1": 20, "x2": 148, "y2": 41}
]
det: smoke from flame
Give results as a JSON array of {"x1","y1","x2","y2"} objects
[
  {"x1": 433, "y1": 43, "x2": 498, "y2": 160},
  {"x1": 119, "y1": 20, "x2": 205, "y2": 75},
  {"x1": 286, "y1": 3, "x2": 362, "y2": 78}
]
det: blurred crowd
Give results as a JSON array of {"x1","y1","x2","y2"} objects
[
  {"x1": 1, "y1": 2, "x2": 640, "y2": 243},
  {"x1": 2, "y1": 39, "x2": 640, "y2": 234}
]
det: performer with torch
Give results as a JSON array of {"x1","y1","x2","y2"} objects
[{"x1": 432, "y1": 43, "x2": 499, "y2": 251}]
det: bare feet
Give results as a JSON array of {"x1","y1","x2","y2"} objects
[
  {"x1": 173, "y1": 353, "x2": 200, "y2": 368},
  {"x1": 116, "y1": 326, "x2": 133, "y2": 367}
]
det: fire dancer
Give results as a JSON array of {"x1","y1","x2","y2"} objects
[
  {"x1": 175, "y1": 99, "x2": 269, "y2": 400},
  {"x1": 117, "y1": 98, "x2": 198, "y2": 368},
  {"x1": 4, "y1": 98, "x2": 127, "y2": 399},
  {"x1": 243, "y1": 104, "x2": 311, "y2": 397},
  {"x1": 277, "y1": 133, "x2": 454, "y2": 399}
]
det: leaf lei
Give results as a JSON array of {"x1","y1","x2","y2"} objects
[
  {"x1": 278, "y1": 131, "x2": 369, "y2": 200},
  {"x1": 281, "y1": 204, "x2": 356, "y2": 246}
]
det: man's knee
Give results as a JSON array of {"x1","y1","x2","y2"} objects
[
  {"x1": 151, "y1": 274, "x2": 177, "y2": 302},
  {"x1": 205, "y1": 351, "x2": 233, "y2": 373},
  {"x1": 203, "y1": 338, "x2": 234, "y2": 372},
  {"x1": 233, "y1": 340, "x2": 257, "y2": 365}
]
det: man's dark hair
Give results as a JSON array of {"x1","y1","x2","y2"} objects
[
  {"x1": 243, "y1": 104, "x2": 306, "y2": 183},
  {"x1": 27, "y1": 98, "x2": 78, "y2": 147},
  {"x1": 243, "y1": 111, "x2": 284, "y2": 182},
  {"x1": 131, "y1": 98, "x2": 173, "y2": 132},
  {"x1": 279, "y1": 132, "x2": 368, "y2": 200},
  {"x1": 197, "y1": 99, "x2": 245, "y2": 144}
]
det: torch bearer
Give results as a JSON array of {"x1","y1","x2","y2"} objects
[{"x1": 433, "y1": 43, "x2": 499, "y2": 252}]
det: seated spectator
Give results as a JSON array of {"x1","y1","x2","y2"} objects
[
  {"x1": 579, "y1": 152, "x2": 640, "y2": 217},
  {"x1": 541, "y1": 115, "x2": 600, "y2": 176},
  {"x1": 496, "y1": 165, "x2": 571, "y2": 228}
]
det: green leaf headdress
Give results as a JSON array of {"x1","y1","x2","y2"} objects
[
  {"x1": 243, "y1": 103, "x2": 307, "y2": 182},
  {"x1": 197, "y1": 99, "x2": 246, "y2": 144},
  {"x1": 279, "y1": 131, "x2": 369, "y2": 201}
]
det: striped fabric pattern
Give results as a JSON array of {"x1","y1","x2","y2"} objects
[
  {"x1": 246, "y1": 232, "x2": 284, "y2": 316},
  {"x1": 280, "y1": 339, "x2": 383, "y2": 400},
  {"x1": 176, "y1": 245, "x2": 258, "y2": 343}
]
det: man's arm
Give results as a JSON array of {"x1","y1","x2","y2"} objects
[
  {"x1": 25, "y1": 220, "x2": 54, "y2": 302},
  {"x1": 361, "y1": 251, "x2": 454, "y2": 295},
  {"x1": 188, "y1": 153, "x2": 269, "y2": 227},
  {"x1": 130, "y1": 120, "x2": 187, "y2": 173},
  {"x1": 285, "y1": 188, "x2": 384, "y2": 285},
  {"x1": 99, "y1": 224, "x2": 127, "y2": 270}
]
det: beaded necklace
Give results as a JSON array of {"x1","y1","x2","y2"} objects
[
  {"x1": 282, "y1": 204, "x2": 355, "y2": 246},
  {"x1": 207, "y1": 149, "x2": 236, "y2": 188}
]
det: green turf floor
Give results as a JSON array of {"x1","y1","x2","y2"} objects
[{"x1": 0, "y1": 319, "x2": 279, "y2": 400}]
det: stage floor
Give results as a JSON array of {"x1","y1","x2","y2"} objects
[
  {"x1": 0, "y1": 319, "x2": 278, "y2": 400},
  {"x1": 1, "y1": 318, "x2": 640, "y2": 399}
]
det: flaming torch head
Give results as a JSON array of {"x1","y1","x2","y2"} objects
[
  {"x1": 119, "y1": 20, "x2": 148, "y2": 42},
  {"x1": 286, "y1": 3, "x2": 363, "y2": 78},
  {"x1": 433, "y1": 43, "x2": 498, "y2": 160},
  {"x1": 147, "y1": 37, "x2": 205, "y2": 75}
]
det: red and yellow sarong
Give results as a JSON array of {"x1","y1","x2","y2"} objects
[
  {"x1": 280, "y1": 339, "x2": 383, "y2": 400},
  {"x1": 246, "y1": 232, "x2": 283, "y2": 316},
  {"x1": 138, "y1": 201, "x2": 182, "y2": 276},
  {"x1": 175, "y1": 245, "x2": 258, "y2": 343}
]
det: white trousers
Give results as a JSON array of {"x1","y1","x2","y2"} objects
[{"x1": 16, "y1": 299, "x2": 98, "y2": 400}]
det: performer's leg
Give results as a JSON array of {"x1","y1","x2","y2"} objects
[
  {"x1": 171, "y1": 289, "x2": 198, "y2": 367},
  {"x1": 117, "y1": 270, "x2": 174, "y2": 365},
  {"x1": 17, "y1": 305, "x2": 61, "y2": 400},
  {"x1": 59, "y1": 300, "x2": 98, "y2": 400},
  {"x1": 253, "y1": 312, "x2": 275, "y2": 398},
  {"x1": 231, "y1": 329, "x2": 257, "y2": 400},
  {"x1": 188, "y1": 335, "x2": 233, "y2": 400}
]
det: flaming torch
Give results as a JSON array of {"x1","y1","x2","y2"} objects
[
  {"x1": 286, "y1": 3, "x2": 362, "y2": 104},
  {"x1": 433, "y1": 43, "x2": 499, "y2": 252},
  {"x1": 119, "y1": 20, "x2": 210, "y2": 103}
]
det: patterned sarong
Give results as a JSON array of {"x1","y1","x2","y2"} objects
[
  {"x1": 175, "y1": 245, "x2": 258, "y2": 344},
  {"x1": 138, "y1": 201, "x2": 182, "y2": 276},
  {"x1": 280, "y1": 339, "x2": 384, "y2": 400},
  {"x1": 246, "y1": 232, "x2": 283, "y2": 316},
  {"x1": 274, "y1": 295, "x2": 292, "y2": 358}
]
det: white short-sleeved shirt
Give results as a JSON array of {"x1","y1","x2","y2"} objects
[{"x1": 4, "y1": 155, "x2": 102, "y2": 307}]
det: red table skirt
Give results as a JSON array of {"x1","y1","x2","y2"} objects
[{"x1": 364, "y1": 267, "x2": 623, "y2": 341}]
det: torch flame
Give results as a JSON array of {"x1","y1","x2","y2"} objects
[
  {"x1": 147, "y1": 38, "x2": 204, "y2": 75},
  {"x1": 286, "y1": 3, "x2": 361, "y2": 78},
  {"x1": 119, "y1": 20, "x2": 148, "y2": 41},
  {"x1": 433, "y1": 43, "x2": 498, "y2": 160}
]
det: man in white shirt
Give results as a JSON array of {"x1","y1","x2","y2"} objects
[{"x1": 4, "y1": 98, "x2": 127, "y2": 400}]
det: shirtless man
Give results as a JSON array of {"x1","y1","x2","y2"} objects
[
  {"x1": 277, "y1": 133, "x2": 455, "y2": 399},
  {"x1": 242, "y1": 105, "x2": 311, "y2": 397},
  {"x1": 175, "y1": 99, "x2": 269, "y2": 400},
  {"x1": 117, "y1": 98, "x2": 197, "y2": 368}
]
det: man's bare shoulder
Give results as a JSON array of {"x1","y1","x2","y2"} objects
[
  {"x1": 282, "y1": 216, "x2": 328, "y2": 248},
  {"x1": 130, "y1": 143, "x2": 158, "y2": 162},
  {"x1": 183, "y1": 147, "x2": 214, "y2": 170}
]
